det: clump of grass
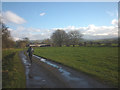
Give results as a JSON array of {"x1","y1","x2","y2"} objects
[
  {"x1": 2, "y1": 49, "x2": 26, "y2": 88},
  {"x1": 34, "y1": 47, "x2": 118, "y2": 87}
]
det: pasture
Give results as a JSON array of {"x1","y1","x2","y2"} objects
[{"x1": 34, "y1": 47, "x2": 118, "y2": 87}]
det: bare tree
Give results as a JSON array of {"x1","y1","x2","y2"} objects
[
  {"x1": 23, "y1": 37, "x2": 30, "y2": 47},
  {"x1": 64, "y1": 34, "x2": 71, "y2": 47},
  {"x1": 16, "y1": 40, "x2": 27, "y2": 48},
  {"x1": 51, "y1": 29, "x2": 67, "y2": 47},
  {"x1": 2, "y1": 23, "x2": 15, "y2": 48},
  {"x1": 68, "y1": 30, "x2": 83, "y2": 47}
]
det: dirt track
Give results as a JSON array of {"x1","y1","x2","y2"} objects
[{"x1": 19, "y1": 51, "x2": 111, "y2": 88}]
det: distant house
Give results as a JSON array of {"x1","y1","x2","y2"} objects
[{"x1": 29, "y1": 43, "x2": 51, "y2": 47}]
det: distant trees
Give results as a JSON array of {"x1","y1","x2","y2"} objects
[
  {"x1": 49, "y1": 30, "x2": 119, "y2": 47},
  {"x1": 68, "y1": 30, "x2": 83, "y2": 47},
  {"x1": 64, "y1": 33, "x2": 71, "y2": 47},
  {"x1": 16, "y1": 37, "x2": 30, "y2": 48},
  {"x1": 23, "y1": 37, "x2": 30, "y2": 46},
  {"x1": 51, "y1": 29, "x2": 67, "y2": 47},
  {"x1": 2, "y1": 23, "x2": 15, "y2": 48},
  {"x1": 50, "y1": 29, "x2": 83, "y2": 47},
  {"x1": 1, "y1": 23, "x2": 30, "y2": 48},
  {"x1": 16, "y1": 40, "x2": 26, "y2": 48},
  {"x1": 42, "y1": 39, "x2": 52, "y2": 45},
  {"x1": 1, "y1": 22, "x2": 118, "y2": 48}
]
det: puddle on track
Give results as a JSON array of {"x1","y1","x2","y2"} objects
[
  {"x1": 33, "y1": 55, "x2": 83, "y2": 81},
  {"x1": 21, "y1": 53, "x2": 31, "y2": 79}
]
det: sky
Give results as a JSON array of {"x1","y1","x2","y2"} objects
[{"x1": 1, "y1": 2, "x2": 118, "y2": 40}]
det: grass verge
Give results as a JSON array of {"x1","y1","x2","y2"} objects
[{"x1": 2, "y1": 49, "x2": 26, "y2": 88}]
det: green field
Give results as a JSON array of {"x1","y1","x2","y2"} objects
[
  {"x1": 34, "y1": 47, "x2": 118, "y2": 87},
  {"x1": 2, "y1": 49, "x2": 26, "y2": 88}
]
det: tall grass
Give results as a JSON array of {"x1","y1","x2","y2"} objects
[
  {"x1": 34, "y1": 47, "x2": 118, "y2": 87},
  {"x1": 2, "y1": 49, "x2": 26, "y2": 88}
]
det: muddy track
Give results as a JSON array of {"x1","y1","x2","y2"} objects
[{"x1": 19, "y1": 51, "x2": 112, "y2": 88}]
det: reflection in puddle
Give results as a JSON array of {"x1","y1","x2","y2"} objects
[
  {"x1": 21, "y1": 53, "x2": 31, "y2": 79},
  {"x1": 41, "y1": 58, "x2": 46, "y2": 62},
  {"x1": 33, "y1": 55, "x2": 81, "y2": 81}
]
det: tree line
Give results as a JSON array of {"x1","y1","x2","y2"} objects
[
  {"x1": 43, "y1": 29, "x2": 119, "y2": 47},
  {"x1": 1, "y1": 23, "x2": 119, "y2": 48},
  {"x1": 50, "y1": 29, "x2": 83, "y2": 47},
  {"x1": 1, "y1": 23, "x2": 29, "y2": 49},
  {"x1": 2, "y1": 23, "x2": 15, "y2": 48}
]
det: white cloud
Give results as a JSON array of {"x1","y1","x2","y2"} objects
[
  {"x1": 52, "y1": 20, "x2": 118, "y2": 40},
  {"x1": 3, "y1": 11, "x2": 26, "y2": 24},
  {"x1": 111, "y1": 19, "x2": 118, "y2": 26},
  {"x1": 9, "y1": 19, "x2": 118, "y2": 41},
  {"x1": 9, "y1": 26, "x2": 54, "y2": 40},
  {"x1": 14, "y1": 37, "x2": 20, "y2": 41},
  {"x1": 40, "y1": 12, "x2": 46, "y2": 16},
  {"x1": 93, "y1": 33, "x2": 108, "y2": 36},
  {"x1": 8, "y1": 28, "x2": 13, "y2": 32}
]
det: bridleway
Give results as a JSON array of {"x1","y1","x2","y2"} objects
[{"x1": 19, "y1": 51, "x2": 111, "y2": 88}]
